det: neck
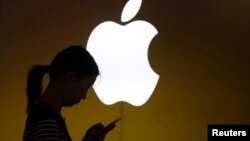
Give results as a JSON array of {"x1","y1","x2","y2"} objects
[{"x1": 39, "y1": 81, "x2": 63, "y2": 113}]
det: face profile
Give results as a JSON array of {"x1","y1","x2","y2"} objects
[
  {"x1": 61, "y1": 73, "x2": 97, "y2": 107},
  {"x1": 23, "y1": 46, "x2": 116, "y2": 141}
]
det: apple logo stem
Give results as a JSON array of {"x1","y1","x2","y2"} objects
[{"x1": 86, "y1": 0, "x2": 159, "y2": 106}]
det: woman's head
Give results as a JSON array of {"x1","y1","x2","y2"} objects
[
  {"x1": 48, "y1": 46, "x2": 99, "y2": 80},
  {"x1": 26, "y1": 46, "x2": 99, "y2": 112}
]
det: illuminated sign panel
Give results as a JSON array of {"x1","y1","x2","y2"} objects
[{"x1": 87, "y1": 0, "x2": 159, "y2": 106}]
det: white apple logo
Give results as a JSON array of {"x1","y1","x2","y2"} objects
[{"x1": 86, "y1": 0, "x2": 159, "y2": 106}]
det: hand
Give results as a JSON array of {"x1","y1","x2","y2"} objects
[{"x1": 82, "y1": 123, "x2": 116, "y2": 141}]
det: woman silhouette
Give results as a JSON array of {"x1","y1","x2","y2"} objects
[{"x1": 23, "y1": 46, "x2": 114, "y2": 141}]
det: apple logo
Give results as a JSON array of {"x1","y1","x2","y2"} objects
[{"x1": 86, "y1": 0, "x2": 159, "y2": 106}]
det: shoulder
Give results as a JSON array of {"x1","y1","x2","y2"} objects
[
  {"x1": 32, "y1": 103, "x2": 61, "y2": 118},
  {"x1": 24, "y1": 103, "x2": 65, "y2": 139},
  {"x1": 26, "y1": 103, "x2": 64, "y2": 128}
]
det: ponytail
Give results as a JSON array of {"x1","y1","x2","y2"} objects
[
  {"x1": 26, "y1": 65, "x2": 48, "y2": 113},
  {"x1": 26, "y1": 46, "x2": 99, "y2": 112}
]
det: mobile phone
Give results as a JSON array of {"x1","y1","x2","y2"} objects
[{"x1": 96, "y1": 118, "x2": 121, "y2": 136}]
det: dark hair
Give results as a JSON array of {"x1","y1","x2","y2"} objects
[{"x1": 26, "y1": 46, "x2": 99, "y2": 112}]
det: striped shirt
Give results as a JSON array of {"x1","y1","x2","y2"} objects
[{"x1": 23, "y1": 103, "x2": 71, "y2": 141}]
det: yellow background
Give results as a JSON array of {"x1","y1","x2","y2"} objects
[{"x1": 0, "y1": 0, "x2": 249, "y2": 140}]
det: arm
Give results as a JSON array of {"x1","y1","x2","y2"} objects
[{"x1": 32, "y1": 119, "x2": 65, "y2": 141}]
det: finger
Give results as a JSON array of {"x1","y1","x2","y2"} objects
[
  {"x1": 91, "y1": 123, "x2": 105, "y2": 130},
  {"x1": 87, "y1": 123, "x2": 104, "y2": 136},
  {"x1": 100, "y1": 123, "x2": 116, "y2": 136},
  {"x1": 105, "y1": 123, "x2": 116, "y2": 132},
  {"x1": 94, "y1": 123, "x2": 105, "y2": 128}
]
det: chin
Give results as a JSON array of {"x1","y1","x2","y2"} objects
[
  {"x1": 63, "y1": 102, "x2": 75, "y2": 107},
  {"x1": 63, "y1": 104, "x2": 72, "y2": 107}
]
